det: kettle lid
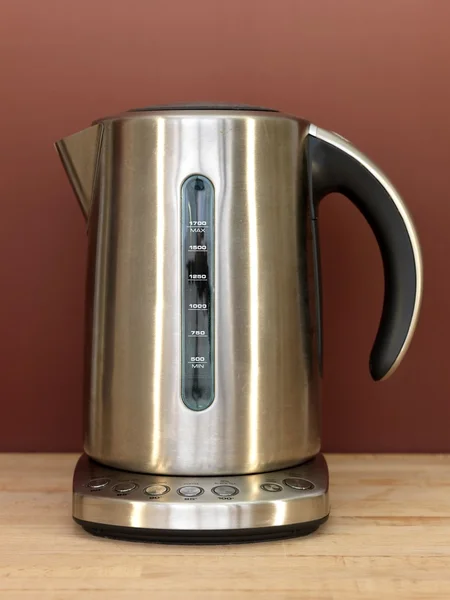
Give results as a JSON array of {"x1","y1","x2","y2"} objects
[{"x1": 128, "y1": 102, "x2": 278, "y2": 112}]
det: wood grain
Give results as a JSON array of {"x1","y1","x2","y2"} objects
[{"x1": 0, "y1": 454, "x2": 449, "y2": 599}]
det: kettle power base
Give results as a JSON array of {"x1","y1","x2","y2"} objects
[{"x1": 72, "y1": 454, "x2": 329, "y2": 544}]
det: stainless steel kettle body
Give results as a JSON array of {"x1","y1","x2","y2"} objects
[{"x1": 56, "y1": 104, "x2": 422, "y2": 476}]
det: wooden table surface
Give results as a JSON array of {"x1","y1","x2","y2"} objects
[{"x1": 0, "y1": 454, "x2": 449, "y2": 599}]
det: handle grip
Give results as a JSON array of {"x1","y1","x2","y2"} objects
[{"x1": 307, "y1": 127, "x2": 422, "y2": 381}]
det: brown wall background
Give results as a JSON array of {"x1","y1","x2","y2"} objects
[{"x1": 0, "y1": 0, "x2": 448, "y2": 452}]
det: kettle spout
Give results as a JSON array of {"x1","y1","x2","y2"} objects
[{"x1": 55, "y1": 124, "x2": 103, "y2": 219}]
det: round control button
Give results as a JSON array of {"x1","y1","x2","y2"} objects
[
  {"x1": 260, "y1": 483, "x2": 283, "y2": 493},
  {"x1": 283, "y1": 478, "x2": 314, "y2": 491},
  {"x1": 87, "y1": 478, "x2": 110, "y2": 490},
  {"x1": 177, "y1": 485, "x2": 204, "y2": 497},
  {"x1": 144, "y1": 484, "x2": 170, "y2": 496},
  {"x1": 212, "y1": 485, "x2": 239, "y2": 497},
  {"x1": 113, "y1": 482, "x2": 137, "y2": 493}
]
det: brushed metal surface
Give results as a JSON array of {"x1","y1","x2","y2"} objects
[
  {"x1": 70, "y1": 110, "x2": 321, "y2": 475},
  {"x1": 73, "y1": 454, "x2": 329, "y2": 531}
]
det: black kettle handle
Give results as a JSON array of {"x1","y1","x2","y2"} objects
[{"x1": 306, "y1": 127, "x2": 422, "y2": 381}]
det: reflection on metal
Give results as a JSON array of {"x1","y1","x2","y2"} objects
[
  {"x1": 151, "y1": 117, "x2": 166, "y2": 466},
  {"x1": 245, "y1": 117, "x2": 260, "y2": 466}
]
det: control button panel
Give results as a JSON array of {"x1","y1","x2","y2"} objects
[
  {"x1": 284, "y1": 478, "x2": 314, "y2": 491},
  {"x1": 260, "y1": 483, "x2": 283, "y2": 493},
  {"x1": 144, "y1": 484, "x2": 170, "y2": 497},
  {"x1": 181, "y1": 175, "x2": 215, "y2": 411},
  {"x1": 113, "y1": 482, "x2": 137, "y2": 494},
  {"x1": 87, "y1": 477, "x2": 110, "y2": 490},
  {"x1": 212, "y1": 485, "x2": 239, "y2": 497},
  {"x1": 177, "y1": 485, "x2": 204, "y2": 498},
  {"x1": 83, "y1": 477, "x2": 315, "y2": 499}
]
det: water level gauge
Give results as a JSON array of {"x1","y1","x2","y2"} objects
[{"x1": 181, "y1": 175, "x2": 215, "y2": 410}]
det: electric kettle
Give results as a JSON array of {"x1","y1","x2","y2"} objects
[{"x1": 56, "y1": 103, "x2": 422, "y2": 543}]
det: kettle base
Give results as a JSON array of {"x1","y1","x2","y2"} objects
[{"x1": 72, "y1": 453, "x2": 330, "y2": 544}]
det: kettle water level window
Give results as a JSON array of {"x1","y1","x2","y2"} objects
[{"x1": 181, "y1": 175, "x2": 215, "y2": 410}]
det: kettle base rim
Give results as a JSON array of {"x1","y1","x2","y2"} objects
[
  {"x1": 74, "y1": 515, "x2": 329, "y2": 544},
  {"x1": 72, "y1": 453, "x2": 330, "y2": 544}
]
